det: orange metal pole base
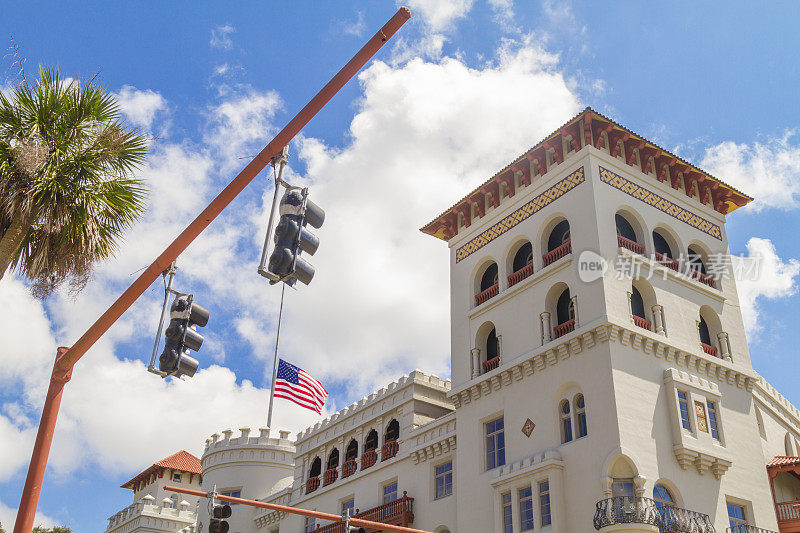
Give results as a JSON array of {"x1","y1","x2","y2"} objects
[
  {"x1": 13, "y1": 348, "x2": 72, "y2": 533},
  {"x1": 12, "y1": 8, "x2": 410, "y2": 533},
  {"x1": 165, "y1": 485, "x2": 432, "y2": 533}
]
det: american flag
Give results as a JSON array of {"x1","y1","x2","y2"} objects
[{"x1": 274, "y1": 359, "x2": 328, "y2": 414}]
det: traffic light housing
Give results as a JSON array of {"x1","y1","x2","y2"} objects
[
  {"x1": 209, "y1": 504, "x2": 231, "y2": 533},
  {"x1": 158, "y1": 294, "x2": 210, "y2": 378},
  {"x1": 267, "y1": 188, "x2": 325, "y2": 286}
]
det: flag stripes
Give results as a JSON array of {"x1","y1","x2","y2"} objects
[{"x1": 274, "y1": 359, "x2": 328, "y2": 414}]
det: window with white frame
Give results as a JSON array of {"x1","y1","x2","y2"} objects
[
  {"x1": 342, "y1": 498, "x2": 355, "y2": 517},
  {"x1": 501, "y1": 492, "x2": 513, "y2": 533},
  {"x1": 677, "y1": 390, "x2": 691, "y2": 430},
  {"x1": 172, "y1": 472, "x2": 182, "y2": 483},
  {"x1": 304, "y1": 516, "x2": 316, "y2": 533},
  {"x1": 519, "y1": 486, "x2": 534, "y2": 531},
  {"x1": 707, "y1": 400, "x2": 720, "y2": 440},
  {"x1": 485, "y1": 417, "x2": 505, "y2": 470},
  {"x1": 539, "y1": 480, "x2": 551, "y2": 527},
  {"x1": 560, "y1": 400, "x2": 573, "y2": 443},
  {"x1": 434, "y1": 461, "x2": 452, "y2": 499},
  {"x1": 383, "y1": 481, "x2": 398, "y2": 503},
  {"x1": 575, "y1": 394, "x2": 588, "y2": 438},
  {"x1": 220, "y1": 489, "x2": 241, "y2": 505}
]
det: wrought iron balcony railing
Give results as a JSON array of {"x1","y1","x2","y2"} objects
[
  {"x1": 593, "y1": 497, "x2": 715, "y2": 533},
  {"x1": 726, "y1": 526, "x2": 778, "y2": 533}
]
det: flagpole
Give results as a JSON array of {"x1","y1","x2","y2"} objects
[{"x1": 267, "y1": 283, "x2": 286, "y2": 430}]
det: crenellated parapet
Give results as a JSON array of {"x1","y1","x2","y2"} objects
[
  {"x1": 202, "y1": 426, "x2": 295, "y2": 475},
  {"x1": 106, "y1": 494, "x2": 197, "y2": 533},
  {"x1": 753, "y1": 373, "x2": 800, "y2": 433}
]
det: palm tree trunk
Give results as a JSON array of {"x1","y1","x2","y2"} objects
[{"x1": 0, "y1": 213, "x2": 32, "y2": 281}]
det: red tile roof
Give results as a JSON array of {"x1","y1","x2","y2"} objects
[
  {"x1": 768, "y1": 456, "x2": 800, "y2": 468},
  {"x1": 121, "y1": 450, "x2": 201, "y2": 489}
]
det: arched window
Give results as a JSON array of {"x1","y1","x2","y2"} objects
[
  {"x1": 631, "y1": 287, "x2": 646, "y2": 320},
  {"x1": 687, "y1": 246, "x2": 707, "y2": 274},
  {"x1": 385, "y1": 419, "x2": 400, "y2": 443},
  {"x1": 309, "y1": 456, "x2": 322, "y2": 478},
  {"x1": 486, "y1": 328, "x2": 499, "y2": 361},
  {"x1": 699, "y1": 316, "x2": 712, "y2": 346},
  {"x1": 653, "y1": 485, "x2": 675, "y2": 528},
  {"x1": 556, "y1": 288, "x2": 574, "y2": 325},
  {"x1": 547, "y1": 220, "x2": 571, "y2": 252},
  {"x1": 327, "y1": 448, "x2": 340, "y2": 470},
  {"x1": 512, "y1": 242, "x2": 533, "y2": 273},
  {"x1": 364, "y1": 430, "x2": 379, "y2": 452},
  {"x1": 574, "y1": 394, "x2": 587, "y2": 438},
  {"x1": 345, "y1": 439, "x2": 358, "y2": 462},
  {"x1": 653, "y1": 230, "x2": 673, "y2": 258},
  {"x1": 480, "y1": 263, "x2": 498, "y2": 291},
  {"x1": 560, "y1": 399, "x2": 573, "y2": 443},
  {"x1": 615, "y1": 214, "x2": 638, "y2": 242}
]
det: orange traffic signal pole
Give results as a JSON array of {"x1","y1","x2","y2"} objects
[
  {"x1": 13, "y1": 8, "x2": 411, "y2": 533},
  {"x1": 165, "y1": 485, "x2": 434, "y2": 533}
]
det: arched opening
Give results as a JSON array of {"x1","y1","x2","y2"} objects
[
  {"x1": 476, "y1": 261, "x2": 499, "y2": 305},
  {"x1": 476, "y1": 321, "x2": 500, "y2": 374},
  {"x1": 345, "y1": 439, "x2": 358, "y2": 462},
  {"x1": 699, "y1": 306, "x2": 722, "y2": 357},
  {"x1": 555, "y1": 288, "x2": 575, "y2": 338},
  {"x1": 543, "y1": 219, "x2": 572, "y2": 266},
  {"x1": 364, "y1": 430, "x2": 379, "y2": 452},
  {"x1": 560, "y1": 399, "x2": 573, "y2": 443},
  {"x1": 687, "y1": 244, "x2": 715, "y2": 288},
  {"x1": 615, "y1": 212, "x2": 644, "y2": 254},
  {"x1": 654, "y1": 484, "x2": 676, "y2": 529},
  {"x1": 699, "y1": 316, "x2": 712, "y2": 346},
  {"x1": 630, "y1": 284, "x2": 652, "y2": 331},
  {"x1": 309, "y1": 456, "x2": 322, "y2": 478},
  {"x1": 653, "y1": 228, "x2": 680, "y2": 272},
  {"x1": 653, "y1": 231, "x2": 673, "y2": 258},
  {"x1": 687, "y1": 245, "x2": 707, "y2": 274},
  {"x1": 327, "y1": 448, "x2": 340, "y2": 471},
  {"x1": 508, "y1": 241, "x2": 534, "y2": 286},
  {"x1": 485, "y1": 327, "x2": 499, "y2": 370},
  {"x1": 385, "y1": 419, "x2": 400, "y2": 442},
  {"x1": 574, "y1": 393, "x2": 587, "y2": 438}
]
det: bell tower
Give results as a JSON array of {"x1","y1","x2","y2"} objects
[{"x1": 422, "y1": 108, "x2": 778, "y2": 533}]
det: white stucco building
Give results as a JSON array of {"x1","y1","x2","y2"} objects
[{"x1": 107, "y1": 108, "x2": 800, "y2": 533}]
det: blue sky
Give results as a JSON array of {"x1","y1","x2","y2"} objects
[{"x1": 1, "y1": 1, "x2": 799, "y2": 530}]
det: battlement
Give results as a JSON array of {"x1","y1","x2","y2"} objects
[
  {"x1": 755, "y1": 373, "x2": 800, "y2": 429},
  {"x1": 202, "y1": 427, "x2": 296, "y2": 474},
  {"x1": 295, "y1": 370, "x2": 451, "y2": 444},
  {"x1": 106, "y1": 494, "x2": 196, "y2": 533}
]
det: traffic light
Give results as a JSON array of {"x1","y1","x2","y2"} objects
[
  {"x1": 209, "y1": 504, "x2": 231, "y2": 533},
  {"x1": 267, "y1": 188, "x2": 325, "y2": 286},
  {"x1": 158, "y1": 294, "x2": 210, "y2": 378}
]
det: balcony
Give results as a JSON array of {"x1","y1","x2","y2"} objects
[
  {"x1": 543, "y1": 240, "x2": 572, "y2": 267},
  {"x1": 776, "y1": 500, "x2": 800, "y2": 533},
  {"x1": 323, "y1": 468, "x2": 338, "y2": 486},
  {"x1": 554, "y1": 319, "x2": 575, "y2": 339},
  {"x1": 593, "y1": 497, "x2": 715, "y2": 533},
  {"x1": 701, "y1": 342, "x2": 718, "y2": 358},
  {"x1": 361, "y1": 450, "x2": 377, "y2": 470},
  {"x1": 382, "y1": 440, "x2": 398, "y2": 462},
  {"x1": 306, "y1": 476, "x2": 320, "y2": 494},
  {"x1": 483, "y1": 356, "x2": 500, "y2": 373},
  {"x1": 475, "y1": 283, "x2": 499, "y2": 306},
  {"x1": 508, "y1": 263, "x2": 534, "y2": 286},
  {"x1": 618, "y1": 235, "x2": 645, "y2": 255},
  {"x1": 656, "y1": 252, "x2": 680, "y2": 272},
  {"x1": 342, "y1": 459, "x2": 357, "y2": 478},
  {"x1": 689, "y1": 268, "x2": 715, "y2": 288},
  {"x1": 633, "y1": 315, "x2": 651, "y2": 331},
  {"x1": 726, "y1": 526, "x2": 778, "y2": 533},
  {"x1": 315, "y1": 493, "x2": 414, "y2": 533}
]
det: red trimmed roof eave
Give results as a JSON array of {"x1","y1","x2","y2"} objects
[
  {"x1": 121, "y1": 450, "x2": 202, "y2": 489},
  {"x1": 420, "y1": 106, "x2": 754, "y2": 240},
  {"x1": 768, "y1": 455, "x2": 800, "y2": 468}
]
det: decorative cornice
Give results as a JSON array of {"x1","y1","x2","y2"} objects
[
  {"x1": 673, "y1": 444, "x2": 732, "y2": 479},
  {"x1": 448, "y1": 320, "x2": 757, "y2": 409},
  {"x1": 408, "y1": 414, "x2": 457, "y2": 465},
  {"x1": 422, "y1": 107, "x2": 752, "y2": 241},
  {"x1": 491, "y1": 449, "x2": 564, "y2": 487}
]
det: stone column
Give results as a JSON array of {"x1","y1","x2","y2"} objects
[
  {"x1": 571, "y1": 295, "x2": 580, "y2": 327},
  {"x1": 471, "y1": 348, "x2": 481, "y2": 378},
  {"x1": 718, "y1": 332, "x2": 732, "y2": 361},
  {"x1": 601, "y1": 476, "x2": 613, "y2": 498},
  {"x1": 541, "y1": 312, "x2": 552, "y2": 343},
  {"x1": 633, "y1": 475, "x2": 646, "y2": 497},
  {"x1": 497, "y1": 334, "x2": 503, "y2": 365},
  {"x1": 652, "y1": 305, "x2": 665, "y2": 335}
]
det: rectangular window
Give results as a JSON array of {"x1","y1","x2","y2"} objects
[
  {"x1": 539, "y1": 480, "x2": 552, "y2": 527},
  {"x1": 695, "y1": 400, "x2": 709, "y2": 433},
  {"x1": 727, "y1": 503, "x2": 746, "y2": 530},
  {"x1": 677, "y1": 391, "x2": 691, "y2": 430},
  {"x1": 172, "y1": 472, "x2": 182, "y2": 483},
  {"x1": 341, "y1": 498, "x2": 355, "y2": 517},
  {"x1": 304, "y1": 517, "x2": 316, "y2": 533},
  {"x1": 519, "y1": 486, "x2": 534, "y2": 531},
  {"x1": 485, "y1": 417, "x2": 506, "y2": 470},
  {"x1": 220, "y1": 490, "x2": 241, "y2": 505},
  {"x1": 707, "y1": 400, "x2": 720, "y2": 440},
  {"x1": 434, "y1": 461, "x2": 453, "y2": 499},
  {"x1": 502, "y1": 492, "x2": 513, "y2": 533},
  {"x1": 383, "y1": 481, "x2": 398, "y2": 504}
]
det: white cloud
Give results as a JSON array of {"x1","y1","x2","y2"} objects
[
  {"x1": 0, "y1": 498, "x2": 58, "y2": 531},
  {"x1": 402, "y1": 0, "x2": 475, "y2": 32},
  {"x1": 115, "y1": 86, "x2": 167, "y2": 131},
  {"x1": 342, "y1": 11, "x2": 366, "y2": 37},
  {"x1": 701, "y1": 131, "x2": 800, "y2": 211},
  {"x1": 733, "y1": 238, "x2": 800, "y2": 336},
  {"x1": 210, "y1": 24, "x2": 235, "y2": 50}
]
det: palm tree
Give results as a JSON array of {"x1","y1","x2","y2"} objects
[{"x1": 0, "y1": 66, "x2": 148, "y2": 297}]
